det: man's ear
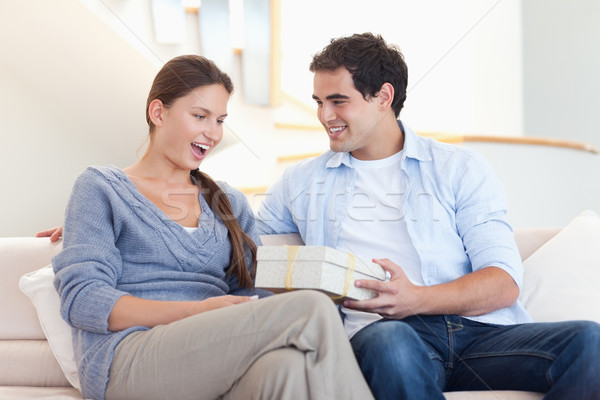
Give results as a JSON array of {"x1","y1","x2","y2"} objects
[
  {"x1": 148, "y1": 99, "x2": 165, "y2": 127},
  {"x1": 376, "y1": 82, "x2": 395, "y2": 111}
]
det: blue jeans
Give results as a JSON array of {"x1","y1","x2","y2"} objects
[{"x1": 350, "y1": 315, "x2": 600, "y2": 400}]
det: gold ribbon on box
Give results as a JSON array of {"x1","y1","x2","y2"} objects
[
  {"x1": 285, "y1": 246, "x2": 356, "y2": 299},
  {"x1": 330, "y1": 253, "x2": 356, "y2": 300},
  {"x1": 285, "y1": 246, "x2": 300, "y2": 290}
]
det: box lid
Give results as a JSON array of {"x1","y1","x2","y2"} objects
[{"x1": 257, "y1": 245, "x2": 386, "y2": 280}]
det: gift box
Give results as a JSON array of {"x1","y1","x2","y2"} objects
[{"x1": 255, "y1": 246, "x2": 386, "y2": 303}]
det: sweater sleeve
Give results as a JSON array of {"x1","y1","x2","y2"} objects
[{"x1": 52, "y1": 168, "x2": 129, "y2": 334}]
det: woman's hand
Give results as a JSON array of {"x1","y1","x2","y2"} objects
[
  {"x1": 35, "y1": 226, "x2": 63, "y2": 242},
  {"x1": 198, "y1": 295, "x2": 256, "y2": 313}
]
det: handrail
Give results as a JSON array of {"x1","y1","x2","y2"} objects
[
  {"x1": 236, "y1": 185, "x2": 271, "y2": 194},
  {"x1": 239, "y1": 186, "x2": 270, "y2": 195},
  {"x1": 277, "y1": 152, "x2": 322, "y2": 163},
  {"x1": 274, "y1": 123, "x2": 598, "y2": 155},
  {"x1": 420, "y1": 133, "x2": 599, "y2": 154},
  {"x1": 274, "y1": 122, "x2": 321, "y2": 131}
]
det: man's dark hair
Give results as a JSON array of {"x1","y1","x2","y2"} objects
[{"x1": 310, "y1": 33, "x2": 408, "y2": 117}]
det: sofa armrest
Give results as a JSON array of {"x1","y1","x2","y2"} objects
[{"x1": 0, "y1": 238, "x2": 62, "y2": 340}]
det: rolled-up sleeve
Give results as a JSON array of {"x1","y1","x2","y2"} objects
[{"x1": 453, "y1": 151, "x2": 524, "y2": 288}]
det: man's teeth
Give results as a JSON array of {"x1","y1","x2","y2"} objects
[{"x1": 330, "y1": 127, "x2": 345, "y2": 133}]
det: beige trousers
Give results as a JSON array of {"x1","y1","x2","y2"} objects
[{"x1": 105, "y1": 290, "x2": 373, "y2": 400}]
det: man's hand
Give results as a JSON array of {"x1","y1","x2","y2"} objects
[
  {"x1": 343, "y1": 258, "x2": 425, "y2": 319},
  {"x1": 35, "y1": 226, "x2": 63, "y2": 242},
  {"x1": 343, "y1": 258, "x2": 520, "y2": 319}
]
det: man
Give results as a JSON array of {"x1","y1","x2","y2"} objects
[{"x1": 256, "y1": 33, "x2": 600, "y2": 399}]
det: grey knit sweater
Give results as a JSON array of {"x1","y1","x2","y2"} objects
[{"x1": 52, "y1": 166, "x2": 264, "y2": 400}]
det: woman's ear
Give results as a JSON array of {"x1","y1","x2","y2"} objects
[
  {"x1": 148, "y1": 99, "x2": 165, "y2": 127},
  {"x1": 377, "y1": 82, "x2": 395, "y2": 111}
]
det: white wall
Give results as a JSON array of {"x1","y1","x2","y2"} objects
[
  {"x1": 522, "y1": 0, "x2": 600, "y2": 149},
  {"x1": 0, "y1": 0, "x2": 157, "y2": 237},
  {"x1": 280, "y1": 0, "x2": 524, "y2": 136},
  {"x1": 0, "y1": 0, "x2": 245, "y2": 237}
]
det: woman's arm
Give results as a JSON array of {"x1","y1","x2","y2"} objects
[
  {"x1": 54, "y1": 168, "x2": 134, "y2": 334},
  {"x1": 107, "y1": 295, "x2": 254, "y2": 331}
]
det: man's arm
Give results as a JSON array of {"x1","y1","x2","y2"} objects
[
  {"x1": 344, "y1": 258, "x2": 519, "y2": 319},
  {"x1": 256, "y1": 171, "x2": 299, "y2": 236}
]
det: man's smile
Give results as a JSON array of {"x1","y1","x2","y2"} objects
[{"x1": 328, "y1": 126, "x2": 347, "y2": 138}]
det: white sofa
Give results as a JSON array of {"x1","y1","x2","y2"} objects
[{"x1": 2, "y1": 210, "x2": 599, "y2": 399}]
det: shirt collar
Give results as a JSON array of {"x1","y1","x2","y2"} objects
[
  {"x1": 324, "y1": 120, "x2": 431, "y2": 169},
  {"x1": 400, "y1": 121, "x2": 432, "y2": 163},
  {"x1": 325, "y1": 151, "x2": 351, "y2": 169}
]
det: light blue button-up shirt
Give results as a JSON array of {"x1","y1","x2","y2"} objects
[{"x1": 257, "y1": 121, "x2": 532, "y2": 325}]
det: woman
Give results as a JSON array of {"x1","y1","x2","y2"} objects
[{"x1": 52, "y1": 55, "x2": 373, "y2": 400}]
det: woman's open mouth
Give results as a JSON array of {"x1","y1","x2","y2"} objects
[{"x1": 191, "y1": 143, "x2": 210, "y2": 159}]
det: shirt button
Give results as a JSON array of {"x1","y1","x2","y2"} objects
[
  {"x1": 345, "y1": 187, "x2": 351, "y2": 192},
  {"x1": 334, "y1": 221, "x2": 340, "y2": 227}
]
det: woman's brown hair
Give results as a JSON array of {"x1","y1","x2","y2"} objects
[{"x1": 146, "y1": 55, "x2": 256, "y2": 288}]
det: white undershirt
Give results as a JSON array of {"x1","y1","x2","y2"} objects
[
  {"x1": 183, "y1": 226, "x2": 198, "y2": 233},
  {"x1": 337, "y1": 150, "x2": 423, "y2": 338}
]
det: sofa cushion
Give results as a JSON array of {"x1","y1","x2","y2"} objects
[
  {"x1": 520, "y1": 210, "x2": 600, "y2": 323},
  {"x1": 19, "y1": 265, "x2": 80, "y2": 391},
  {"x1": 0, "y1": 339, "x2": 71, "y2": 387},
  {"x1": 0, "y1": 386, "x2": 82, "y2": 399},
  {"x1": 0, "y1": 238, "x2": 62, "y2": 340},
  {"x1": 513, "y1": 227, "x2": 561, "y2": 261}
]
